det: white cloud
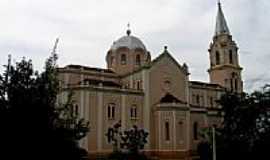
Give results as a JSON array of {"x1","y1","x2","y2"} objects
[{"x1": 0, "y1": 0, "x2": 269, "y2": 92}]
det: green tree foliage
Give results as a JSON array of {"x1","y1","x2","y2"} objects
[
  {"x1": 105, "y1": 121, "x2": 148, "y2": 160},
  {"x1": 216, "y1": 86, "x2": 270, "y2": 160},
  {"x1": 0, "y1": 53, "x2": 89, "y2": 160}
]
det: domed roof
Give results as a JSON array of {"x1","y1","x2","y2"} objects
[{"x1": 110, "y1": 30, "x2": 146, "y2": 51}]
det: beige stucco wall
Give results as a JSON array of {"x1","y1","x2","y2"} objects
[
  {"x1": 189, "y1": 85, "x2": 221, "y2": 108},
  {"x1": 149, "y1": 55, "x2": 187, "y2": 106},
  {"x1": 57, "y1": 52, "x2": 225, "y2": 157},
  {"x1": 190, "y1": 112, "x2": 206, "y2": 151},
  {"x1": 106, "y1": 48, "x2": 150, "y2": 75}
]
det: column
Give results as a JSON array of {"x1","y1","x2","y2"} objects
[
  {"x1": 142, "y1": 69, "x2": 151, "y2": 148},
  {"x1": 97, "y1": 86, "x2": 103, "y2": 151}
]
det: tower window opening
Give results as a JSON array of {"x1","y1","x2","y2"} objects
[
  {"x1": 165, "y1": 121, "x2": 170, "y2": 141},
  {"x1": 229, "y1": 50, "x2": 233, "y2": 64},
  {"x1": 136, "y1": 54, "x2": 141, "y2": 65},
  {"x1": 216, "y1": 51, "x2": 220, "y2": 65},
  {"x1": 121, "y1": 54, "x2": 126, "y2": 65}
]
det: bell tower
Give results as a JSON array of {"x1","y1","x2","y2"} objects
[{"x1": 208, "y1": 2, "x2": 243, "y2": 93}]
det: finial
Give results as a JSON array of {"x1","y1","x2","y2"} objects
[
  {"x1": 218, "y1": 0, "x2": 221, "y2": 7},
  {"x1": 164, "y1": 46, "x2": 168, "y2": 50},
  {"x1": 126, "y1": 23, "x2": 131, "y2": 36}
]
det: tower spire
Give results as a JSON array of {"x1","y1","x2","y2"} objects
[{"x1": 215, "y1": 1, "x2": 230, "y2": 36}]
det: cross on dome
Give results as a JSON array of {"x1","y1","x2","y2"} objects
[{"x1": 126, "y1": 23, "x2": 131, "y2": 36}]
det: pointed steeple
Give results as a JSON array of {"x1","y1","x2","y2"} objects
[{"x1": 215, "y1": 1, "x2": 230, "y2": 36}]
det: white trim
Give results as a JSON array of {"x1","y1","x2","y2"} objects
[
  {"x1": 88, "y1": 149, "x2": 189, "y2": 153},
  {"x1": 97, "y1": 91, "x2": 103, "y2": 151},
  {"x1": 142, "y1": 69, "x2": 151, "y2": 148},
  {"x1": 141, "y1": 149, "x2": 189, "y2": 152},
  {"x1": 79, "y1": 74, "x2": 85, "y2": 148},
  {"x1": 158, "y1": 111, "x2": 161, "y2": 149},
  {"x1": 84, "y1": 91, "x2": 89, "y2": 151},
  {"x1": 121, "y1": 93, "x2": 126, "y2": 130},
  {"x1": 186, "y1": 110, "x2": 190, "y2": 150},
  {"x1": 173, "y1": 111, "x2": 176, "y2": 149}
]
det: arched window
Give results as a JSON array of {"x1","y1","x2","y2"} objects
[
  {"x1": 136, "y1": 80, "x2": 142, "y2": 90},
  {"x1": 136, "y1": 54, "x2": 141, "y2": 65},
  {"x1": 130, "y1": 105, "x2": 137, "y2": 119},
  {"x1": 121, "y1": 54, "x2": 126, "y2": 65},
  {"x1": 193, "y1": 122, "x2": 198, "y2": 140},
  {"x1": 216, "y1": 51, "x2": 220, "y2": 65},
  {"x1": 230, "y1": 79, "x2": 233, "y2": 91},
  {"x1": 229, "y1": 50, "x2": 233, "y2": 64},
  {"x1": 107, "y1": 103, "x2": 116, "y2": 119},
  {"x1": 200, "y1": 96, "x2": 204, "y2": 106},
  {"x1": 210, "y1": 97, "x2": 213, "y2": 107},
  {"x1": 235, "y1": 79, "x2": 238, "y2": 91},
  {"x1": 75, "y1": 104, "x2": 79, "y2": 115},
  {"x1": 165, "y1": 121, "x2": 170, "y2": 141},
  {"x1": 196, "y1": 95, "x2": 200, "y2": 104}
]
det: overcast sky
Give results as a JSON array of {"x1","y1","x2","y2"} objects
[{"x1": 0, "y1": 0, "x2": 269, "y2": 92}]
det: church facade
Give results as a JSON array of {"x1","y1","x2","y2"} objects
[{"x1": 57, "y1": 2, "x2": 243, "y2": 159}]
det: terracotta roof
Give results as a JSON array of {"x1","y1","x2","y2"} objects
[
  {"x1": 80, "y1": 78, "x2": 121, "y2": 88},
  {"x1": 64, "y1": 64, "x2": 115, "y2": 73},
  {"x1": 190, "y1": 81, "x2": 223, "y2": 88}
]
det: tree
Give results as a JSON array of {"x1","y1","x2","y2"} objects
[
  {"x1": 105, "y1": 121, "x2": 149, "y2": 159},
  {"x1": 0, "y1": 50, "x2": 89, "y2": 160},
  {"x1": 250, "y1": 85, "x2": 270, "y2": 159},
  {"x1": 216, "y1": 86, "x2": 270, "y2": 160}
]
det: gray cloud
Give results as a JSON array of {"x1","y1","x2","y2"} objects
[{"x1": 0, "y1": 0, "x2": 269, "y2": 92}]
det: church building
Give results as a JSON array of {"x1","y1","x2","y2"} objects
[{"x1": 57, "y1": 2, "x2": 243, "y2": 159}]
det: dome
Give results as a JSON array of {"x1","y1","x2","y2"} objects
[{"x1": 110, "y1": 35, "x2": 146, "y2": 51}]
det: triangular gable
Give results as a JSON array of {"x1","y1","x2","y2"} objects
[{"x1": 150, "y1": 49, "x2": 189, "y2": 75}]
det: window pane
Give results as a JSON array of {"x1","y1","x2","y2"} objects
[
  {"x1": 130, "y1": 107, "x2": 133, "y2": 118},
  {"x1": 112, "y1": 106, "x2": 115, "y2": 118},
  {"x1": 134, "y1": 107, "x2": 137, "y2": 118},
  {"x1": 193, "y1": 122, "x2": 198, "y2": 140},
  {"x1": 136, "y1": 55, "x2": 141, "y2": 65},
  {"x1": 108, "y1": 105, "x2": 111, "y2": 118},
  {"x1": 121, "y1": 54, "x2": 126, "y2": 65},
  {"x1": 165, "y1": 122, "x2": 170, "y2": 141}
]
